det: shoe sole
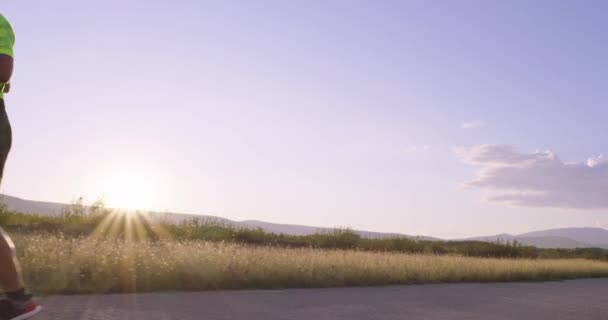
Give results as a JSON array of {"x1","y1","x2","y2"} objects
[{"x1": 12, "y1": 306, "x2": 42, "y2": 320}]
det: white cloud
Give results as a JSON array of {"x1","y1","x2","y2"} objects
[
  {"x1": 458, "y1": 144, "x2": 608, "y2": 209},
  {"x1": 587, "y1": 154, "x2": 608, "y2": 167},
  {"x1": 460, "y1": 120, "x2": 485, "y2": 129}
]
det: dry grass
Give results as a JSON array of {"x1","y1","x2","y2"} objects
[{"x1": 15, "y1": 234, "x2": 608, "y2": 295}]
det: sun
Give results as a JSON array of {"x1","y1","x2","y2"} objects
[{"x1": 98, "y1": 167, "x2": 163, "y2": 211}]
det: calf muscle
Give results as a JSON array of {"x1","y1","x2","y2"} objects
[{"x1": 0, "y1": 227, "x2": 22, "y2": 292}]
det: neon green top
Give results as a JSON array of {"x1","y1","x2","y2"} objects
[
  {"x1": 0, "y1": 15, "x2": 14, "y2": 58},
  {"x1": 0, "y1": 14, "x2": 14, "y2": 99}
]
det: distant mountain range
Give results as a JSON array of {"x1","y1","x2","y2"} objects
[
  {"x1": 2, "y1": 194, "x2": 608, "y2": 248},
  {"x1": 0, "y1": 194, "x2": 437, "y2": 240},
  {"x1": 462, "y1": 228, "x2": 608, "y2": 249}
]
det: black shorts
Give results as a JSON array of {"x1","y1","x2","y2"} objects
[{"x1": 0, "y1": 99, "x2": 12, "y2": 183}]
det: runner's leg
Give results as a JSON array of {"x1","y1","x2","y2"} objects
[{"x1": 0, "y1": 99, "x2": 22, "y2": 293}]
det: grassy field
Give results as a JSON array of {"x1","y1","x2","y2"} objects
[
  {"x1": 3, "y1": 206, "x2": 608, "y2": 261},
  {"x1": 4, "y1": 202, "x2": 608, "y2": 294},
  {"x1": 15, "y1": 233, "x2": 608, "y2": 295}
]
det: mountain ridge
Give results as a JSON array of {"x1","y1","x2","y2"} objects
[
  {"x1": 0, "y1": 194, "x2": 437, "y2": 240},
  {"x1": 459, "y1": 228, "x2": 608, "y2": 249}
]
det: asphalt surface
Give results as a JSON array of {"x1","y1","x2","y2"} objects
[{"x1": 36, "y1": 279, "x2": 608, "y2": 320}]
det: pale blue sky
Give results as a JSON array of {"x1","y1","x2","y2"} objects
[{"x1": 1, "y1": 1, "x2": 607, "y2": 238}]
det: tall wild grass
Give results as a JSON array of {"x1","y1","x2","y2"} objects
[
  {"x1": 16, "y1": 234, "x2": 608, "y2": 294},
  {"x1": 2, "y1": 200, "x2": 608, "y2": 294}
]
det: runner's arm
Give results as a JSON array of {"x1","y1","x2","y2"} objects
[{"x1": 0, "y1": 54, "x2": 13, "y2": 83}]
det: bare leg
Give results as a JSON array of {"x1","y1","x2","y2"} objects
[
  {"x1": 0, "y1": 227, "x2": 22, "y2": 292},
  {"x1": 0, "y1": 99, "x2": 22, "y2": 293}
]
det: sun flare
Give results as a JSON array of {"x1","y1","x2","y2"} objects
[{"x1": 98, "y1": 167, "x2": 163, "y2": 211}]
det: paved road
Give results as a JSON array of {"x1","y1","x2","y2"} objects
[{"x1": 36, "y1": 279, "x2": 608, "y2": 320}]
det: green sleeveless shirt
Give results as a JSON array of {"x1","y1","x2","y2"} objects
[{"x1": 0, "y1": 14, "x2": 14, "y2": 99}]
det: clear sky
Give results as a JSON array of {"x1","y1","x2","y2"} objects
[{"x1": 1, "y1": 0, "x2": 607, "y2": 238}]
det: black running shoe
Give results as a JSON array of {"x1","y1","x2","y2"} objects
[{"x1": 0, "y1": 298, "x2": 42, "y2": 320}]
